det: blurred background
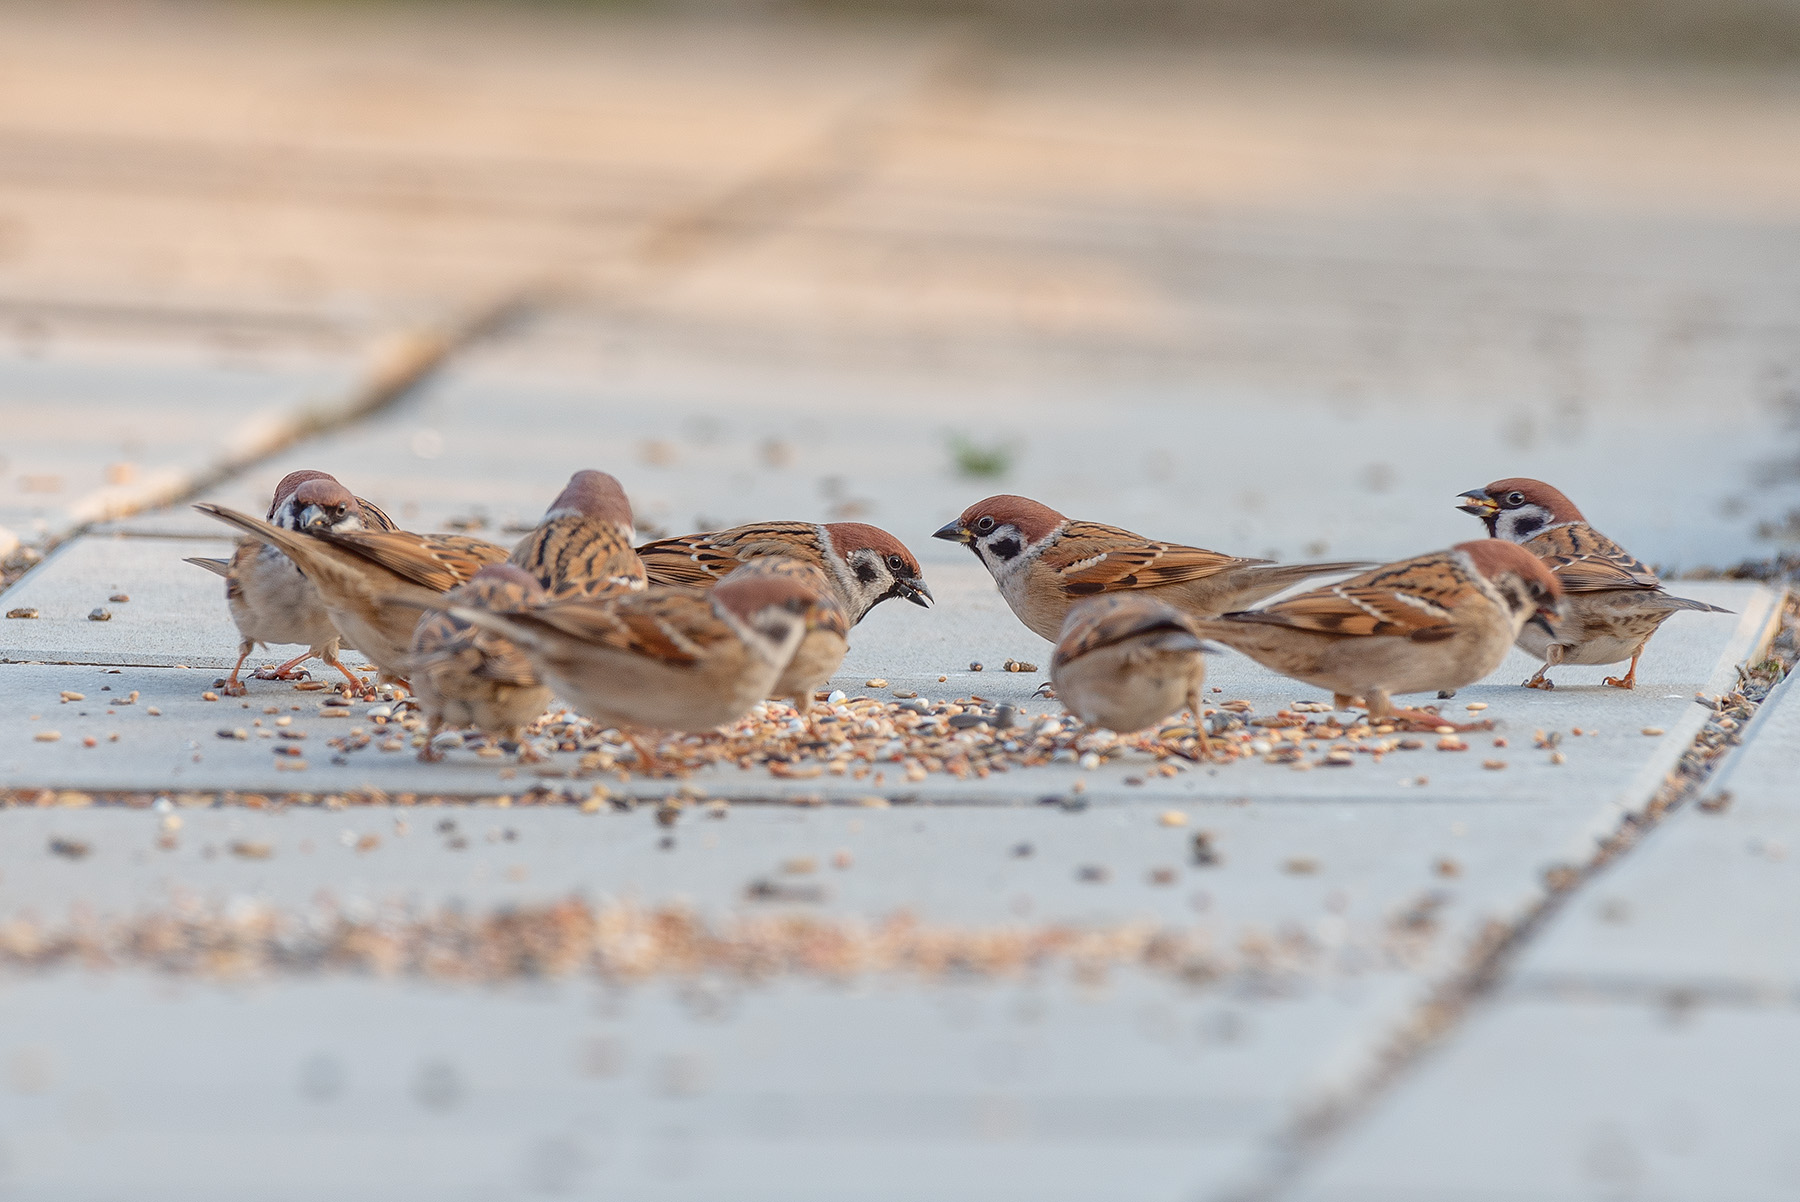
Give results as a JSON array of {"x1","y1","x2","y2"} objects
[{"x1": 5, "y1": 0, "x2": 1800, "y2": 568}]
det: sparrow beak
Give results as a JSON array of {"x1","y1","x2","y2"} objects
[
  {"x1": 898, "y1": 578, "x2": 933, "y2": 608},
  {"x1": 297, "y1": 504, "x2": 333, "y2": 531},
  {"x1": 932, "y1": 519, "x2": 971, "y2": 545},
  {"x1": 1456, "y1": 489, "x2": 1499, "y2": 518}
]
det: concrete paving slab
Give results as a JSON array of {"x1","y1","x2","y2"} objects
[
  {"x1": 0, "y1": 344, "x2": 363, "y2": 550},
  {"x1": 1286, "y1": 995, "x2": 1800, "y2": 1202},
  {"x1": 0, "y1": 534, "x2": 366, "y2": 672},
  {"x1": 0, "y1": 970, "x2": 1335, "y2": 1202},
  {"x1": 1471, "y1": 627, "x2": 1800, "y2": 994}
]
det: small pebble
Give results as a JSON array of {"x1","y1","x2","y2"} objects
[
  {"x1": 87, "y1": 608, "x2": 111, "y2": 622},
  {"x1": 969, "y1": 662, "x2": 983, "y2": 672}
]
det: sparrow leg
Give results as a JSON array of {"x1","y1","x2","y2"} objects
[
  {"x1": 417, "y1": 714, "x2": 445, "y2": 763},
  {"x1": 1523, "y1": 645, "x2": 1564, "y2": 690},
  {"x1": 319, "y1": 651, "x2": 365, "y2": 694},
  {"x1": 253, "y1": 650, "x2": 317, "y2": 682},
  {"x1": 1187, "y1": 692, "x2": 1212, "y2": 758},
  {"x1": 625, "y1": 731, "x2": 679, "y2": 777},
  {"x1": 1603, "y1": 646, "x2": 1645, "y2": 690},
  {"x1": 222, "y1": 643, "x2": 253, "y2": 697}
]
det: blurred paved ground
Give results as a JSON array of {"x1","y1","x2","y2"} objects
[{"x1": 2, "y1": 5, "x2": 1800, "y2": 1200}]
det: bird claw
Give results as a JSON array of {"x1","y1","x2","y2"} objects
[
  {"x1": 1602, "y1": 674, "x2": 1636, "y2": 690},
  {"x1": 252, "y1": 665, "x2": 310, "y2": 682},
  {"x1": 1522, "y1": 675, "x2": 1554, "y2": 690}
]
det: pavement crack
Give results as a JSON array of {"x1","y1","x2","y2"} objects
[{"x1": 1224, "y1": 586, "x2": 1799, "y2": 1202}]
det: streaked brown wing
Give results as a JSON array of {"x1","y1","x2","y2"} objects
[
  {"x1": 1527, "y1": 525, "x2": 1660, "y2": 593},
  {"x1": 353, "y1": 495, "x2": 400, "y2": 532},
  {"x1": 512, "y1": 518, "x2": 645, "y2": 600},
  {"x1": 318, "y1": 529, "x2": 509, "y2": 592},
  {"x1": 637, "y1": 523, "x2": 823, "y2": 589},
  {"x1": 1223, "y1": 555, "x2": 1463, "y2": 641},
  {"x1": 1054, "y1": 597, "x2": 1200, "y2": 667},
  {"x1": 1050, "y1": 521, "x2": 1269, "y2": 596}
]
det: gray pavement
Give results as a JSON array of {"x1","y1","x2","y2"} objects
[
  {"x1": 4, "y1": 7, "x2": 1800, "y2": 1200},
  {"x1": 1287, "y1": 657, "x2": 1800, "y2": 1202}
]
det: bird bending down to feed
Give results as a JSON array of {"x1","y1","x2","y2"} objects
[{"x1": 1050, "y1": 594, "x2": 1211, "y2": 753}]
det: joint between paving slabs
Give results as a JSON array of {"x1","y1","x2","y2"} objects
[
  {"x1": 1226, "y1": 587, "x2": 1800, "y2": 1202},
  {"x1": 0, "y1": 291, "x2": 535, "y2": 604}
]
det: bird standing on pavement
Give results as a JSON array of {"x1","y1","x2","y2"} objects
[
  {"x1": 435, "y1": 557, "x2": 834, "y2": 772},
  {"x1": 194, "y1": 502, "x2": 510, "y2": 687},
  {"x1": 407, "y1": 563, "x2": 554, "y2": 761},
  {"x1": 1185, "y1": 541, "x2": 1562, "y2": 723},
  {"x1": 637, "y1": 520, "x2": 931, "y2": 623},
  {"x1": 1456, "y1": 477, "x2": 1731, "y2": 689},
  {"x1": 933, "y1": 494, "x2": 1369, "y2": 641},
  {"x1": 1050, "y1": 595, "x2": 1210, "y2": 749},
  {"x1": 186, "y1": 470, "x2": 396, "y2": 695}
]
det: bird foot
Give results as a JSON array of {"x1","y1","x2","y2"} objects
[
  {"x1": 218, "y1": 678, "x2": 248, "y2": 698},
  {"x1": 252, "y1": 665, "x2": 310, "y2": 683},
  {"x1": 1522, "y1": 675, "x2": 1555, "y2": 690},
  {"x1": 1602, "y1": 674, "x2": 1637, "y2": 690}
]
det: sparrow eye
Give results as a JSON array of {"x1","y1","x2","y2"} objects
[
  {"x1": 975, "y1": 516, "x2": 996, "y2": 534},
  {"x1": 1505, "y1": 491, "x2": 1525, "y2": 507},
  {"x1": 886, "y1": 553, "x2": 906, "y2": 573}
]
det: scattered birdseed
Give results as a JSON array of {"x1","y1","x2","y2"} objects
[
  {"x1": 831, "y1": 850, "x2": 854, "y2": 869},
  {"x1": 937, "y1": 675, "x2": 948, "y2": 682},
  {"x1": 1002, "y1": 659, "x2": 1039, "y2": 673},
  {"x1": 969, "y1": 662, "x2": 983, "y2": 672},
  {"x1": 230, "y1": 841, "x2": 273, "y2": 860},
  {"x1": 87, "y1": 608, "x2": 111, "y2": 622},
  {"x1": 33, "y1": 731, "x2": 60, "y2": 743},
  {"x1": 1643, "y1": 727, "x2": 1665, "y2": 736},
  {"x1": 108, "y1": 594, "x2": 129, "y2": 603},
  {"x1": 1465, "y1": 702, "x2": 1488, "y2": 711},
  {"x1": 1437, "y1": 736, "x2": 1468, "y2": 752},
  {"x1": 1192, "y1": 832, "x2": 1221, "y2": 866},
  {"x1": 1159, "y1": 810, "x2": 1188, "y2": 827},
  {"x1": 145, "y1": 707, "x2": 161, "y2": 716},
  {"x1": 82, "y1": 736, "x2": 97, "y2": 748},
  {"x1": 782, "y1": 857, "x2": 817, "y2": 875},
  {"x1": 6, "y1": 607, "x2": 39, "y2": 619},
  {"x1": 59, "y1": 692, "x2": 83, "y2": 702},
  {"x1": 1076, "y1": 864, "x2": 1110, "y2": 883},
  {"x1": 1435, "y1": 858, "x2": 1461, "y2": 878},
  {"x1": 864, "y1": 679, "x2": 888, "y2": 688},
  {"x1": 1482, "y1": 759, "x2": 1506, "y2": 770},
  {"x1": 1148, "y1": 867, "x2": 1177, "y2": 885},
  {"x1": 201, "y1": 692, "x2": 219, "y2": 702},
  {"x1": 49, "y1": 838, "x2": 89, "y2": 859},
  {"x1": 1284, "y1": 857, "x2": 1319, "y2": 875}
]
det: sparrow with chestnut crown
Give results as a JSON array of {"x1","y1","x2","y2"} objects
[
  {"x1": 1457, "y1": 477, "x2": 1730, "y2": 689},
  {"x1": 1186, "y1": 540, "x2": 1563, "y2": 723},
  {"x1": 1051, "y1": 595, "x2": 1212, "y2": 752},
  {"x1": 934, "y1": 494, "x2": 1370, "y2": 641}
]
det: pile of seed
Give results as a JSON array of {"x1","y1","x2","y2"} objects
[{"x1": 0, "y1": 895, "x2": 1449, "y2": 986}]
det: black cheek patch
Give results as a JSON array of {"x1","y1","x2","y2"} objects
[
  {"x1": 853, "y1": 560, "x2": 879, "y2": 584},
  {"x1": 1511, "y1": 514, "x2": 1545, "y2": 538},
  {"x1": 987, "y1": 536, "x2": 1022, "y2": 561}
]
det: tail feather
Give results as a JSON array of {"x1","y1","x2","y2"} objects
[
  {"x1": 183, "y1": 556, "x2": 232, "y2": 578},
  {"x1": 1230, "y1": 560, "x2": 1373, "y2": 606},
  {"x1": 1662, "y1": 592, "x2": 1734, "y2": 615}
]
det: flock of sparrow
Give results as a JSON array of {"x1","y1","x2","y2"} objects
[{"x1": 187, "y1": 470, "x2": 1728, "y2": 767}]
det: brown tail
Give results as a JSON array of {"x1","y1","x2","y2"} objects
[
  {"x1": 192, "y1": 503, "x2": 370, "y2": 599},
  {"x1": 1225, "y1": 560, "x2": 1372, "y2": 610},
  {"x1": 1661, "y1": 592, "x2": 1733, "y2": 615}
]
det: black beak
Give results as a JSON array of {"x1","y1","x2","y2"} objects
[
  {"x1": 932, "y1": 519, "x2": 970, "y2": 544},
  {"x1": 1529, "y1": 608, "x2": 1559, "y2": 637},
  {"x1": 1456, "y1": 489, "x2": 1499, "y2": 518},
  {"x1": 898, "y1": 578, "x2": 933, "y2": 609}
]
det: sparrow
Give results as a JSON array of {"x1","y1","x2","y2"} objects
[
  {"x1": 406, "y1": 563, "x2": 555, "y2": 761},
  {"x1": 1050, "y1": 595, "x2": 1210, "y2": 749},
  {"x1": 184, "y1": 470, "x2": 397, "y2": 695},
  {"x1": 1456, "y1": 477, "x2": 1732, "y2": 689},
  {"x1": 435, "y1": 557, "x2": 832, "y2": 772},
  {"x1": 509, "y1": 470, "x2": 645, "y2": 600},
  {"x1": 751, "y1": 558, "x2": 852, "y2": 710},
  {"x1": 636, "y1": 520, "x2": 931, "y2": 623},
  {"x1": 193, "y1": 502, "x2": 510, "y2": 686},
  {"x1": 1185, "y1": 540, "x2": 1563, "y2": 723},
  {"x1": 933, "y1": 495, "x2": 1370, "y2": 641}
]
